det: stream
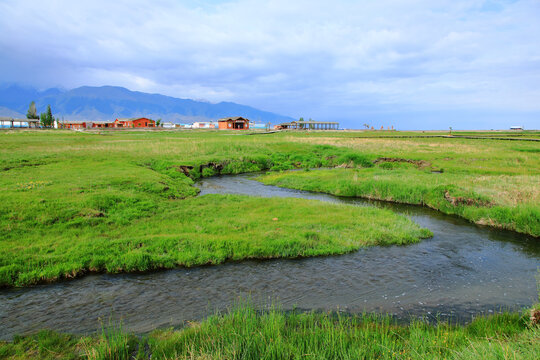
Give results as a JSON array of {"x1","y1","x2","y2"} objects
[{"x1": 1, "y1": 173, "x2": 538, "y2": 339}]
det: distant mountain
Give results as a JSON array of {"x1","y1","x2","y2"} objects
[
  {"x1": 0, "y1": 106, "x2": 24, "y2": 118},
  {"x1": 0, "y1": 85, "x2": 295, "y2": 124}
]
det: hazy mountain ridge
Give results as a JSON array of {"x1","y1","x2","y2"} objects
[
  {"x1": 0, "y1": 107, "x2": 24, "y2": 118},
  {"x1": 0, "y1": 85, "x2": 295, "y2": 123}
]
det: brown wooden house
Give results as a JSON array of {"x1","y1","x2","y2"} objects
[
  {"x1": 114, "y1": 117, "x2": 155, "y2": 128},
  {"x1": 218, "y1": 117, "x2": 250, "y2": 130}
]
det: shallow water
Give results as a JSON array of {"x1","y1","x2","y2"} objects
[{"x1": 0, "y1": 174, "x2": 538, "y2": 339}]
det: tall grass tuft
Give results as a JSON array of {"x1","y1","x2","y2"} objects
[
  {"x1": 82, "y1": 322, "x2": 134, "y2": 360},
  {"x1": 1, "y1": 304, "x2": 538, "y2": 359}
]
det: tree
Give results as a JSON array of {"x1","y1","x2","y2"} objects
[
  {"x1": 26, "y1": 101, "x2": 38, "y2": 119},
  {"x1": 46, "y1": 105, "x2": 53, "y2": 125},
  {"x1": 156, "y1": 118, "x2": 162, "y2": 127},
  {"x1": 40, "y1": 105, "x2": 54, "y2": 127},
  {"x1": 40, "y1": 112, "x2": 47, "y2": 127}
]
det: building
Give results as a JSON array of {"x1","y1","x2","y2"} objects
[
  {"x1": 161, "y1": 122, "x2": 176, "y2": 129},
  {"x1": 218, "y1": 116, "x2": 250, "y2": 130},
  {"x1": 275, "y1": 120, "x2": 339, "y2": 130},
  {"x1": 0, "y1": 117, "x2": 40, "y2": 128},
  {"x1": 114, "y1": 117, "x2": 155, "y2": 128},
  {"x1": 250, "y1": 122, "x2": 268, "y2": 130},
  {"x1": 91, "y1": 121, "x2": 115, "y2": 128},
  {"x1": 62, "y1": 121, "x2": 88, "y2": 129},
  {"x1": 192, "y1": 121, "x2": 216, "y2": 129}
]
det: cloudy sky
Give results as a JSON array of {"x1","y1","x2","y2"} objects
[{"x1": 1, "y1": 0, "x2": 539, "y2": 129}]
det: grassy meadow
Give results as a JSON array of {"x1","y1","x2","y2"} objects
[
  {"x1": 258, "y1": 167, "x2": 539, "y2": 236},
  {"x1": 1, "y1": 129, "x2": 539, "y2": 358},
  {"x1": 1, "y1": 130, "x2": 539, "y2": 286},
  {"x1": 259, "y1": 132, "x2": 540, "y2": 236},
  {"x1": 0, "y1": 130, "x2": 434, "y2": 287},
  {"x1": 1, "y1": 304, "x2": 538, "y2": 359}
]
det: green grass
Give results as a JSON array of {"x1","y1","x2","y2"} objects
[
  {"x1": 258, "y1": 168, "x2": 540, "y2": 236},
  {"x1": 1, "y1": 130, "x2": 538, "y2": 286},
  {"x1": 1, "y1": 305, "x2": 538, "y2": 359},
  {"x1": 0, "y1": 191, "x2": 431, "y2": 286},
  {"x1": 1, "y1": 130, "x2": 539, "y2": 357}
]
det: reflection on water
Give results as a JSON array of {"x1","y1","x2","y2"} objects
[{"x1": 0, "y1": 174, "x2": 538, "y2": 339}]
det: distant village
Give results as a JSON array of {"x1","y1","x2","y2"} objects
[
  {"x1": 0, "y1": 116, "x2": 343, "y2": 131},
  {"x1": 2, "y1": 115, "x2": 531, "y2": 132}
]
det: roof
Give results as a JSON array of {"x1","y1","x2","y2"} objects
[
  {"x1": 0, "y1": 117, "x2": 40, "y2": 122},
  {"x1": 277, "y1": 121, "x2": 339, "y2": 126},
  {"x1": 63, "y1": 121, "x2": 87, "y2": 124},
  {"x1": 218, "y1": 116, "x2": 249, "y2": 122},
  {"x1": 294, "y1": 121, "x2": 339, "y2": 124},
  {"x1": 116, "y1": 117, "x2": 154, "y2": 121}
]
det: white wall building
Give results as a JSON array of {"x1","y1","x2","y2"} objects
[
  {"x1": 162, "y1": 122, "x2": 176, "y2": 129},
  {"x1": 192, "y1": 121, "x2": 216, "y2": 129}
]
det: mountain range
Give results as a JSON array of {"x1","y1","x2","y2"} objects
[{"x1": 0, "y1": 85, "x2": 295, "y2": 124}]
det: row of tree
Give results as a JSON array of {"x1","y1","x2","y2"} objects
[{"x1": 26, "y1": 101, "x2": 56, "y2": 127}]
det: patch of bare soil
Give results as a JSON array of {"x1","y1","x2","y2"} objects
[
  {"x1": 373, "y1": 157, "x2": 431, "y2": 168},
  {"x1": 172, "y1": 165, "x2": 194, "y2": 176},
  {"x1": 530, "y1": 309, "x2": 540, "y2": 326},
  {"x1": 444, "y1": 190, "x2": 492, "y2": 207}
]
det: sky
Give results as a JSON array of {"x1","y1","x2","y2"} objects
[{"x1": 0, "y1": 0, "x2": 539, "y2": 129}]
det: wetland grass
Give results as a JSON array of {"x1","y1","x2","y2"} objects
[
  {"x1": 0, "y1": 192, "x2": 431, "y2": 287},
  {"x1": 0, "y1": 135, "x2": 430, "y2": 287},
  {"x1": 258, "y1": 168, "x2": 540, "y2": 237},
  {"x1": 1, "y1": 305, "x2": 538, "y2": 359},
  {"x1": 1, "y1": 130, "x2": 539, "y2": 359},
  {"x1": 1, "y1": 130, "x2": 538, "y2": 286}
]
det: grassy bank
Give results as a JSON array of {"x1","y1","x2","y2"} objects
[
  {"x1": 1, "y1": 130, "x2": 538, "y2": 286},
  {"x1": 1, "y1": 305, "x2": 538, "y2": 359},
  {"x1": 1, "y1": 185, "x2": 430, "y2": 286},
  {"x1": 265, "y1": 132, "x2": 539, "y2": 238},
  {"x1": 258, "y1": 168, "x2": 540, "y2": 236}
]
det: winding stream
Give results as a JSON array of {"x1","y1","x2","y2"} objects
[{"x1": 1, "y1": 174, "x2": 538, "y2": 339}]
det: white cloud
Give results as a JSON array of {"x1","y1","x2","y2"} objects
[{"x1": 0, "y1": 0, "x2": 539, "y2": 127}]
